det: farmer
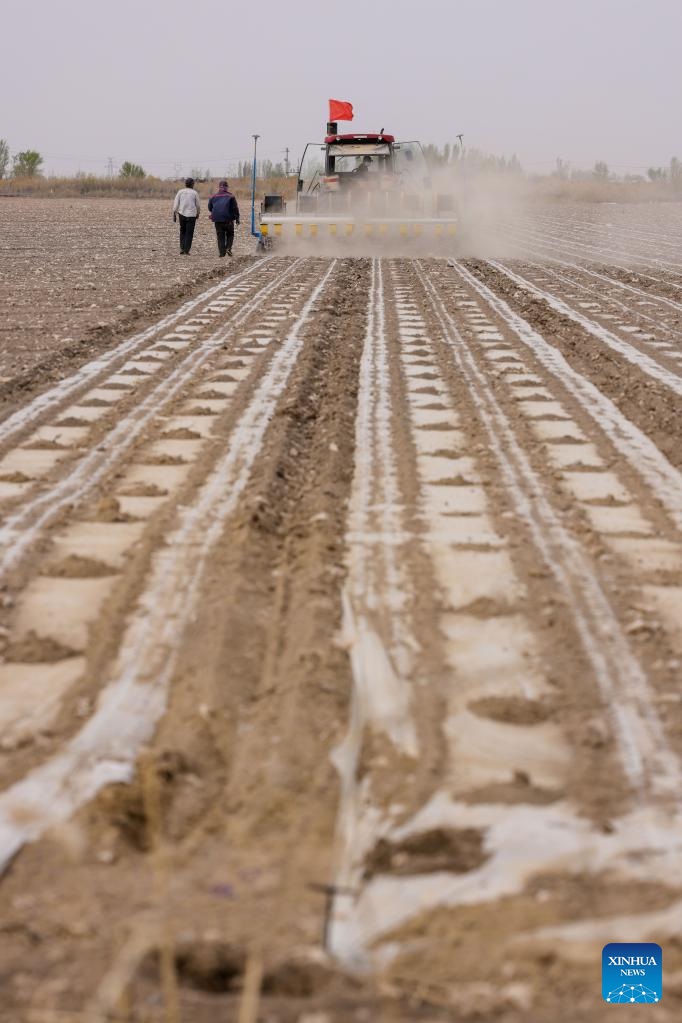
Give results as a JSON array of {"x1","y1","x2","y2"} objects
[
  {"x1": 172, "y1": 177, "x2": 201, "y2": 255},
  {"x1": 208, "y1": 180, "x2": 240, "y2": 257}
]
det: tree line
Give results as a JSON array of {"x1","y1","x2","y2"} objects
[
  {"x1": 0, "y1": 141, "x2": 150, "y2": 180},
  {"x1": 3, "y1": 136, "x2": 681, "y2": 189},
  {"x1": 422, "y1": 142, "x2": 524, "y2": 175},
  {"x1": 0, "y1": 140, "x2": 291, "y2": 182},
  {"x1": 554, "y1": 155, "x2": 682, "y2": 185}
]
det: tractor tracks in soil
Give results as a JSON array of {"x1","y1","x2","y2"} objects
[{"x1": 0, "y1": 252, "x2": 681, "y2": 1021}]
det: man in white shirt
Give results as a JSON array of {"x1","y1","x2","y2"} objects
[{"x1": 172, "y1": 177, "x2": 201, "y2": 255}]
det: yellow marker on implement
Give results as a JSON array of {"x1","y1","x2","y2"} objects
[
  {"x1": 261, "y1": 223, "x2": 269, "y2": 236},
  {"x1": 448, "y1": 224, "x2": 457, "y2": 236},
  {"x1": 413, "y1": 224, "x2": 422, "y2": 236},
  {"x1": 399, "y1": 224, "x2": 408, "y2": 237},
  {"x1": 378, "y1": 223, "x2": 388, "y2": 236},
  {"x1": 295, "y1": 223, "x2": 303, "y2": 237},
  {"x1": 310, "y1": 223, "x2": 318, "y2": 237},
  {"x1": 329, "y1": 224, "x2": 337, "y2": 236},
  {"x1": 274, "y1": 223, "x2": 282, "y2": 237},
  {"x1": 345, "y1": 223, "x2": 354, "y2": 236}
]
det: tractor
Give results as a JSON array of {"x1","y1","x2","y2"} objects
[{"x1": 258, "y1": 121, "x2": 457, "y2": 251}]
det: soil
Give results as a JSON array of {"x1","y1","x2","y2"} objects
[
  {"x1": 0, "y1": 197, "x2": 256, "y2": 417},
  {"x1": 0, "y1": 200, "x2": 680, "y2": 1022}
]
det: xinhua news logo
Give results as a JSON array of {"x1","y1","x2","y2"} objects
[{"x1": 602, "y1": 943, "x2": 662, "y2": 1004}]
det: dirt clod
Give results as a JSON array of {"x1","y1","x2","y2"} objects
[{"x1": 363, "y1": 827, "x2": 488, "y2": 879}]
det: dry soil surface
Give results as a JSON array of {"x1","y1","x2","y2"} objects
[
  {"x1": 0, "y1": 197, "x2": 255, "y2": 411},
  {"x1": 0, "y1": 201, "x2": 681, "y2": 1022}
]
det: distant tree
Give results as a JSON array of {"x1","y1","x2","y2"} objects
[
  {"x1": 423, "y1": 144, "x2": 449, "y2": 168},
  {"x1": 455, "y1": 147, "x2": 523, "y2": 176},
  {"x1": 670, "y1": 157, "x2": 682, "y2": 189},
  {"x1": 0, "y1": 139, "x2": 9, "y2": 179},
  {"x1": 554, "y1": 157, "x2": 570, "y2": 180},
  {"x1": 647, "y1": 166, "x2": 667, "y2": 182},
  {"x1": 593, "y1": 161, "x2": 609, "y2": 181},
  {"x1": 12, "y1": 150, "x2": 43, "y2": 177},
  {"x1": 119, "y1": 161, "x2": 145, "y2": 179}
]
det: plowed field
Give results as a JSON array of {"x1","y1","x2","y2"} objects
[{"x1": 0, "y1": 199, "x2": 680, "y2": 1022}]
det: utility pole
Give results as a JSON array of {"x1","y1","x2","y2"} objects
[
  {"x1": 250, "y1": 134, "x2": 260, "y2": 238},
  {"x1": 284, "y1": 147, "x2": 290, "y2": 177},
  {"x1": 107, "y1": 157, "x2": 114, "y2": 178}
]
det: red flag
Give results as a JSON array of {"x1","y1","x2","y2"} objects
[{"x1": 329, "y1": 99, "x2": 353, "y2": 122}]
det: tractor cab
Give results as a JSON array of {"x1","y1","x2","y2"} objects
[{"x1": 296, "y1": 130, "x2": 430, "y2": 211}]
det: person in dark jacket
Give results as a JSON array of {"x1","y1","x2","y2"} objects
[{"x1": 208, "y1": 180, "x2": 240, "y2": 257}]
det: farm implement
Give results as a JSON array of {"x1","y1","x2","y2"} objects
[{"x1": 257, "y1": 121, "x2": 458, "y2": 253}]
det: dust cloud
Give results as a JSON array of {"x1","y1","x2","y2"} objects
[{"x1": 263, "y1": 154, "x2": 532, "y2": 260}]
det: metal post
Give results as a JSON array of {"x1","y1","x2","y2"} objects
[{"x1": 250, "y1": 134, "x2": 260, "y2": 238}]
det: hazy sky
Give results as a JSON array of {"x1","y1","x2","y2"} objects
[{"x1": 3, "y1": 0, "x2": 680, "y2": 178}]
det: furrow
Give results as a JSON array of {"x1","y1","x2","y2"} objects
[
  {"x1": 0, "y1": 259, "x2": 304, "y2": 576},
  {"x1": 447, "y1": 259, "x2": 682, "y2": 532},
  {"x1": 494, "y1": 228, "x2": 682, "y2": 338},
  {"x1": 521, "y1": 217, "x2": 682, "y2": 283},
  {"x1": 0, "y1": 257, "x2": 273, "y2": 449},
  {"x1": 0, "y1": 259, "x2": 337, "y2": 870},
  {"x1": 418, "y1": 260, "x2": 680, "y2": 792},
  {"x1": 486, "y1": 261, "x2": 682, "y2": 395},
  {"x1": 328, "y1": 258, "x2": 682, "y2": 969}
]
